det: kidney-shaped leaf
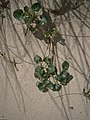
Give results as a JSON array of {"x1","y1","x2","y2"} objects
[
  {"x1": 31, "y1": 2, "x2": 41, "y2": 11},
  {"x1": 13, "y1": 9, "x2": 23, "y2": 20},
  {"x1": 62, "y1": 61, "x2": 69, "y2": 71},
  {"x1": 34, "y1": 55, "x2": 42, "y2": 64}
]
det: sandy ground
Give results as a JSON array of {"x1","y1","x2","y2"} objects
[{"x1": 0, "y1": 0, "x2": 90, "y2": 120}]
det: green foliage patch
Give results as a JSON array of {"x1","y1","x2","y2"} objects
[
  {"x1": 13, "y1": 2, "x2": 73, "y2": 93},
  {"x1": 34, "y1": 55, "x2": 73, "y2": 92},
  {"x1": 13, "y1": 2, "x2": 48, "y2": 33}
]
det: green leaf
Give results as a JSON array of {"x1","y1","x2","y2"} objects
[
  {"x1": 40, "y1": 15, "x2": 47, "y2": 25},
  {"x1": 59, "y1": 71, "x2": 69, "y2": 85},
  {"x1": 43, "y1": 57, "x2": 52, "y2": 65},
  {"x1": 62, "y1": 61, "x2": 69, "y2": 71},
  {"x1": 55, "y1": 72, "x2": 73, "y2": 85},
  {"x1": 34, "y1": 71, "x2": 44, "y2": 79},
  {"x1": 59, "y1": 71, "x2": 73, "y2": 86},
  {"x1": 47, "y1": 64, "x2": 57, "y2": 75},
  {"x1": 43, "y1": 79, "x2": 51, "y2": 86},
  {"x1": 34, "y1": 55, "x2": 42, "y2": 64},
  {"x1": 34, "y1": 66, "x2": 45, "y2": 78},
  {"x1": 66, "y1": 75, "x2": 73, "y2": 83},
  {"x1": 31, "y1": 2, "x2": 41, "y2": 11},
  {"x1": 36, "y1": 82, "x2": 48, "y2": 92},
  {"x1": 53, "y1": 84, "x2": 62, "y2": 91},
  {"x1": 13, "y1": 9, "x2": 23, "y2": 20},
  {"x1": 60, "y1": 71, "x2": 69, "y2": 80},
  {"x1": 34, "y1": 72, "x2": 39, "y2": 78},
  {"x1": 60, "y1": 80, "x2": 68, "y2": 86},
  {"x1": 35, "y1": 66, "x2": 43, "y2": 72},
  {"x1": 47, "y1": 82, "x2": 54, "y2": 90}
]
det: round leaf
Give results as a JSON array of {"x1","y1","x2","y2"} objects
[
  {"x1": 34, "y1": 55, "x2": 42, "y2": 64},
  {"x1": 31, "y1": 2, "x2": 41, "y2": 11},
  {"x1": 13, "y1": 9, "x2": 23, "y2": 20},
  {"x1": 62, "y1": 61, "x2": 69, "y2": 71},
  {"x1": 43, "y1": 57, "x2": 52, "y2": 65}
]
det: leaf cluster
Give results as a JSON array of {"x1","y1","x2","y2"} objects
[
  {"x1": 13, "y1": 2, "x2": 66, "y2": 45},
  {"x1": 34, "y1": 55, "x2": 73, "y2": 92},
  {"x1": 13, "y1": 2, "x2": 47, "y2": 33}
]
